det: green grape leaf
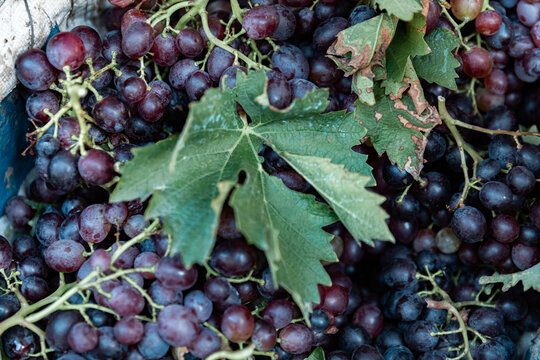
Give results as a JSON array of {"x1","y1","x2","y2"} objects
[
  {"x1": 373, "y1": 0, "x2": 423, "y2": 21},
  {"x1": 412, "y1": 27, "x2": 460, "y2": 90},
  {"x1": 327, "y1": 13, "x2": 397, "y2": 75},
  {"x1": 479, "y1": 263, "x2": 540, "y2": 292},
  {"x1": 355, "y1": 82, "x2": 440, "y2": 178},
  {"x1": 111, "y1": 70, "x2": 391, "y2": 314},
  {"x1": 385, "y1": 3, "x2": 430, "y2": 81},
  {"x1": 306, "y1": 348, "x2": 325, "y2": 360}
]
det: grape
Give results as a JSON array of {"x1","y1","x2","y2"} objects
[
  {"x1": 476, "y1": 10, "x2": 502, "y2": 35},
  {"x1": 46, "y1": 311, "x2": 83, "y2": 351},
  {"x1": 450, "y1": 0, "x2": 483, "y2": 20},
  {"x1": 133, "y1": 251, "x2": 159, "y2": 279},
  {"x1": 20, "y1": 275, "x2": 49, "y2": 302},
  {"x1": 273, "y1": 5, "x2": 296, "y2": 40},
  {"x1": 149, "y1": 281, "x2": 183, "y2": 306},
  {"x1": 265, "y1": 70, "x2": 293, "y2": 109},
  {"x1": 78, "y1": 149, "x2": 115, "y2": 185},
  {"x1": 403, "y1": 320, "x2": 439, "y2": 352},
  {"x1": 3, "y1": 326, "x2": 39, "y2": 359},
  {"x1": 220, "y1": 65, "x2": 248, "y2": 89},
  {"x1": 476, "y1": 339, "x2": 509, "y2": 360},
  {"x1": 478, "y1": 239, "x2": 510, "y2": 266},
  {"x1": 108, "y1": 285, "x2": 145, "y2": 316},
  {"x1": 514, "y1": 57, "x2": 539, "y2": 82},
  {"x1": 57, "y1": 117, "x2": 81, "y2": 150},
  {"x1": 138, "y1": 322, "x2": 169, "y2": 359},
  {"x1": 15, "y1": 49, "x2": 58, "y2": 90},
  {"x1": 26, "y1": 90, "x2": 60, "y2": 123},
  {"x1": 138, "y1": 92, "x2": 166, "y2": 122},
  {"x1": 89, "y1": 248, "x2": 112, "y2": 271},
  {"x1": 479, "y1": 181, "x2": 513, "y2": 212},
  {"x1": 158, "y1": 304, "x2": 199, "y2": 346},
  {"x1": 242, "y1": 6, "x2": 280, "y2": 40},
  {"x1": 93, "y1": 96, "x2": 130, "y2": 133},
  {"x1": 176, "y1": 28, "x2": 204, "y2": 58},
  {"x1": 18, "y1": 256, "x2": 49, "y2": 279},
  {"x1": 186, "y1": 70, "x2": 212, "y2": 101},
  {"x1": 511, "y1": 241, "x2": 540, "y2": 269},
  {"x1": 185, "y1": 290, "x2": 213, "y2": 322},
  {"x1": 313, "y1": 17, "x2": 349, "y2": 52},
  {"x1": 315, "y1": 2, "x2": 337, "y2": 21},
  {"x1": 395, "y1": 293, "x2": 424, "y2": 322},
  {"x1": 271, "y1": 45, "x2": 309, "y2": 80},
  {"x1": 12, "y1": 235, "x2": 38, "y2": 260},
  {"x1": 102, "y1": 30, "x2": 128, "y2": 63},
  {"x1": 71, "y1": 25, "x2": 102, "y2": 60},
  {"x1": 383, "y1": 162, "x2": 414, "y2": 188},
  {"x1": 188, "y1": 328, "x2": 222, "y2": 358},
  {"x1": 48, "y1": 150, "x2": 80, "y2": 192},
  {"x1": 111, "y1": 242, "x2": 140, "y2": 269},
  {"x1": 451, "y1": 206, "x2": 487, "y2": 243},
  {"x1": 491, "y1": 214, "x2": 520, "y2": 244},
  {"x1": 496, "y1": 294, "x2": 528, "y2": 322},
  {"x1": 248, "y1": 320, "x2": 277, "y2": 351},
  {"x1": 4, "y1": 196, "x2": 35, "y2": 230},
  {"x1": 205, "y1": 276, "x2": 234, "y2": 303},
  {"x1": 522, "y1": 48, "x2": 540, "y2": 76},
  {"x1": 156, "y1": 254, "x2": 198, "y2": 291},
  {"x1": 45, "y1": 240, "x2": 85, "y2": 273},
  {"x1": 210, "y1": 238, "x2": 257, "y2": 278},
  {"x1": 46, "y1": 32, "x2": 86, "y2": 70},
  {"x1": 309, "y1": 309, "x2": 331, "y2": 333},
  {"x1": 352, "y1": 345, "x2": 384, "y2": 360},
  {"x1": 319, "y1": 284, "x2": 348, "y2": 315},
  {"x1": 517, "y1": 0, "x2": 540, "y2": 26},
  {"x1": 424, "y1": 131, "x2": 447, "y2": 163},
  {"x1": 208, "y1": 47, "x2": 235, "y2": 82},
  {"x1": 121, "y1": 76, "x2": 148, "y2": 103},
  {"x1": 413, "y1": 172, "x2": 451, "y2": 208},
  {"x1": 484, "y1": 69, "x2": 508, "y2": 95},
  {"x1": 309, "y1": 54, "x2": 342, "y2": 86},
  {"x1": 152, "y1": 32, "x2": 179, "y2": 67},
  {"x1": 221, "y1": 304, "x2": 255, "y2": 342},
  {"x1": 78, "y1": 204, "x2": 112, "y2": 243},
  {"x1": 435, "y1": 227, "x2": 462, "y2": 254},
  {"x1": 413, "y1": 229, "x2": 437, "y2": 252},
  {"x1": 468, "y1": 308, "x2": 505, "y2": 337},
  {"x1": 0, "y1": 296, "x2": 21, "y2": 322},
  {"x1": 36, "y1": 212, "x2": 64, "y2": 246},
  {"x1": 105, "y1": 202, "x2": 128, "y2": 225},
  {"x1": 336, "y1": 324, "x2": 370, "y2": 354},
  {"x1": 328, "y1": 351, "x2": 350, "y2": 360},
  {"x1": 280, "y1": 324, "x2": 314, "y2": 354},
  {"x1": 295, "y1": 7, "x2": 317, "y2": 36},
  {"x1": 349, "y1": 5, "x2": 377, "y2": 25},
  {"x1": 262, "y1": 299, "x2": 295, "y2": 329},
  {"x1": 351, "y1": 304, "x2": 384, "y2": 338},
  {"x1": 489, "y1": 135, "x2": 517, "y2": 166},
  {"x1": 113, "y1": 316, "x2": 144, "y2": 345},
  {"x1": 122, "y1": 22, "x2": 155, "y2": 59},
  {"x1": 68, "y1": 322, "x2": 99, "y2": 352},
  {"x1": 461, "y1": 46, "x2": 493, "y2": 78},
  {"x1": 506, "y1": 165, "x2": 535, "y2": 195},
  {"x1": 531, "y1": 20, "x2": 540, "y2": 47}
]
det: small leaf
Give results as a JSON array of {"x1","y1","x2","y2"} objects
[
  {"x1": 355, "y1": 84, "x2": 440, "y2": 178},
  {"x1": 373, "y1": 0, "x2": 423, "y2": 21},
  {"x1": 412, "y1": 28, "x2": 460, "y2": 90},
  {"x1": 386, "y1": 2, "x2": 430, "y2": 81},
  {"x1": 327, "y1": 13, "x2": 397, "y2": 76},
  {"x1": 479, "y1": 263, "x2": 540, "y2": 292},
  {"x1": 306, "y1": 347, "x2": 325, "y2": 360}
]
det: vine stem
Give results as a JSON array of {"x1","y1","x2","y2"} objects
[
  {"x1": 110, "y1": 219, "x2": 160, "y2": 264},
  {"x1": 452, "y1": 119, "x2": 540, "y2": 139},
  {"x1": 199, "y1": 10, "x2": 268, "y2": 70},
  {"x1": 438, "y1": 96, "x2": 482, "y2": 207},
  {"x1": 206, "y1": 344, "x2": 255, "y2": 360}
]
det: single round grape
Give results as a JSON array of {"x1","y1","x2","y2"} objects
[
  {"x1": 156, "y1": 254, "x2": 198, "y2": 291},
  {"x1": 18, "y1": 256, "x2": 48, "y2": 279},
  {"x1": 479, "y1": 239, "x2": 510, "y2": 266},
  {"x1": 220, "y1": 65, "x2": 247, "y2": 89},
  {"x1": 319, "y1": 284, "x2": 349, "y2": 315},
  {"x1": 138, "y1": 322, "x2": 169, "y2": 359},
  {"x1": 71, "y1": 25, "x2": 102, "y2": 60},
  {"x1": 26, "y1": 90, "x2": 60, "y2": 123},
  {"x1": 149, "y1": 79, "x2": 172, "y2": 106},
  {"x1": 313, "y1": 17, "x2": 349, "y2": 52},
  {"x1": 20, "y1": 275, "x2": 49, "y2": 302},
  {"x1": 251, "y1": 320, "x2": 277, "y2": 351},
  {"x1": 186, "y1": 70, "x2": 212, "y2": 101},
  {"x1": 208, "y1": 47, "x2": 235, "y2": 82},
  {"x1": 435, "y1": 227, "x2": 462, "y2": 254},
  {"x1": 485, "y1": 69, "x2": 508, "y2": 95},
  {"x1": 3, "y1": 326, "x2": 39, "y2": 359},
  {"x1": 271, "y1": 45, "x2": 309, "y2": 80},
  {"x1": 45, "y1": 240, "x2": 85, "y2": 273},
  {"x1": 157, "y1": 304, "x2": 199, "y2": 346},
  {"x1": 121, "y1": 76, "x2": 148, "y2": 103},
  {"x1": 133, "y1": 251, "x2": 159, "y2": 279},
  {"x1": 309, "y1": 54, "x2": 342, "y2": 86},
  {"x1": 496, "y1": 294, "x2": 528, "y2": 322},
  {"x1": 395, "y1": 294, "x2": 424, "y2": 322},
  {"x1": 450, "y1": 0, "x2": 483, "y2": 20},
  {"x1": 279, "y1": 324, "x2": 314, "y2": 354},
  {"x1": 12, "y1": 235, "x2": 38, "y2": 260},
  {"x1": 48, "y1": 150, "x2": 80, "y2": 193},
  {"x1": 352, "y1": 345, "x2": 384, "y2": 360},
  {"x1": 93, "y1": 96, "x2": 130, "y2": 133},
  {"x1": 451, "y1": 206, "x2": 487, "y2": 243},
  {"x1": 512, "y1": 241, "x2": 540, "y2": 270},
  {"x1": 79, "y1": 204, "x2": 112, "y2": 243},
  {"x1": 476, "y1": 10, "x2": 502, "y2": 35},
  {"x1": 105, "y1": 202, "x2": 128, "y2": 225},
  {"x1": 15, "y1": 49, "x2": 57, "y2": 90},
  {"x1": 46, "y1": 32, "x2": 85, "y2": 70},
  {"x1": 295, "y1": 7, "x2": 318, "y2": 36},
  {"x1": 468, "y1": 308, "x2": 504, "y2": 337},
  {"x1": 108, "y1": 285, "x2": 145, "y2": 316},
  {"x1": 351, "y1": 304, "x2": 384, "y2": 339},
  {"x1": 479, "y1": 181, "x2": 513, "y2": 212},
  {"x1": 262, "y1": 299, "x2": 295, "y2": 329},
  {"x1": 404, "y1": 320, "x2": 439, "y2": 352},
  {"x1": 211, "y1": 238, "x2": 257, "y2": 278},
  {"x1": 242, "y1": 5, "x2": 280, "y2": 39},
  {"x1": 36, "y1": 212, "x2": 64, "y2": 246},
  {"x1": 122, "y1": 21, "x2": 154, "y2": 59},
  {"x1": 461, "y1": 46, "x2": 493, "y2": 78},
  {"x1": 491, "y1": 214, "x2": 520, "y2": 244},
  {"x1": 152, "y1": 32, "x2": 179, "y2": 67},
  {"x1": 4, "y1": 196, "x2": 35, "y2": 230},
  {"x1": 221, "y1": 304, "x2": 255, "y2": 342},
  {"x1": 176, "y1": 28, "x2": 204, "y2": 57},
  {"x1": 113, "y1": 316, "x2": 144, "y2": 345},
  {"x1": 111, "y1": 242, "x2": 140, "y2": 269},
  {"x1": 349, "y1": 5, "x2": 377, "y2": 25},
  {"x1": 383, "y1": 259, "x2": 417, "y2": 290},
  {"x1": 188, "y1": 328, "x2": 222, "y2": 358},
  {"x1": 78, "y1": 149, "x2": 115, "y2": 185},
  {"x1": 68, "y1": 322, "x2": 99, "y2": 353}
]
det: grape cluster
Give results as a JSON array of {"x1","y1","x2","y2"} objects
[{"x1": 2, "y1": 0, "x2": 540, "y2": 359}]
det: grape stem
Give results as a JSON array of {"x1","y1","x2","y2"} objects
[
  {"x1": 437, "y1": 0, "x2": 471, "y2": 51},
  {"x1": 438, "y1": 96, "x2": 482, "y2": 208},
  {"x1": 205, "y1": 343, "x2": 256, "y2": 360}
]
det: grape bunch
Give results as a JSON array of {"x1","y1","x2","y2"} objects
[{"x1": 1, "y1": 0, "x2": 540, "y2": 359}]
